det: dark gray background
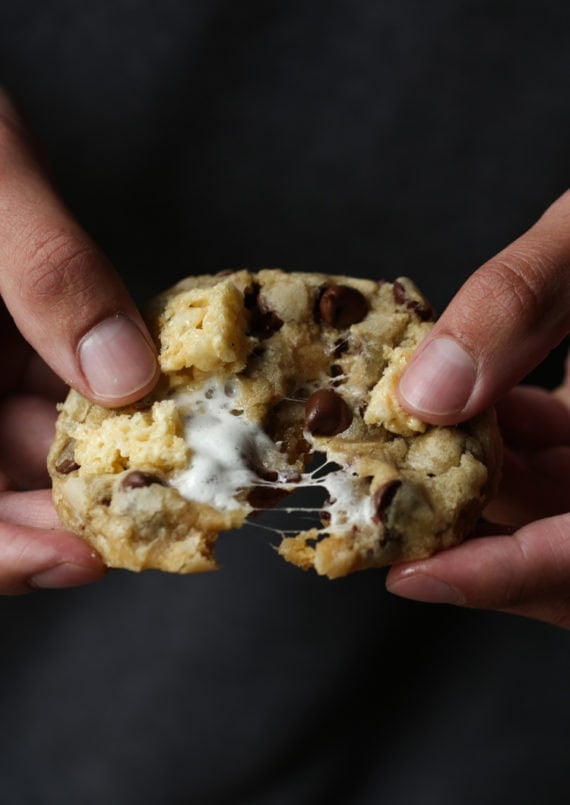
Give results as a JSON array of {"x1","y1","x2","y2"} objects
[{"x1": 0, "y1": 2, "x2": 568, "y2": 803}]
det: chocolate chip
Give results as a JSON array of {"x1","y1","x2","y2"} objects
[
  {"x1": 409, "y1": 300, "x2": 437, "y2": 322},
  {"x1": 258, "y1": 469, "x2": 279, "y2": 482},
  {"x1": 392, "y1": 280, "x2": 407, "y2": 306},
  {"x1": 392, "y1": 281, "x2": 436, "y2": 321},
  {"x1": 317, "y1": 285, "x2": 368, "y2": 328},
  {"x1": 247, "y1": 485, "x2": 288, "y2": 510},
  {"x1": 121, "y1": 471, "x2": 165, "y2": 490},
  {"x1": 372, "y1": 480, "x2": 402, "y2": 524},
  {"x1": 320, "y1": 509, "x2": 331, "y2": 526},
  {"x1": 330, "y1": 364, "x2": 345, "y2": 386},
  {"x1": 245, "y1": 284, "x2": 283, "y2": 339},
  {"x1": 55, "y1": 441, "x2": 79, "y2": 474},
  {"x1": 55, "y1": 457, "x2": 80, "y2": 474},
  {"x1": 305, "y1": 389, "x2": 353, "y2": 436},
  {"x1": 333, "y1": 338, "x2": 349, "y2": 358}
]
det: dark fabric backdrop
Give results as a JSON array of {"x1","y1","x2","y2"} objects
[{"x1": 0, "y1": 2, "x2": 568, "y2": 803}]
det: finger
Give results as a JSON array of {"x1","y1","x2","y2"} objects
[
  {"x1": 22, "y1": 353, "x2": 69, "y2": 401},
  {"x1": 0, "y1": 521, "x2": 106, "y2": 595},
  {"x1": 495, "y1": 386, "x2": 570, "y2": 451},
  {"x1": 398, "y1": 190, "x2": 570, "y2": 424},
  {"x1": 0, "y1": 393, "x2": 58, "y2": 488},
  {"x1": 0, "y1": 489, "x2": 63, "y2": 529},
  {"x1": 386, "y1": 513, "x2": 570, "y2": 629},
  {"x1": 0, "y1": 471, "x2": 16, "y2": 493},
  {"x1": 0, "y1": 89, "x2": 159, "y2": 406},
  {"x1": 469, "y1": 520, "x2": 517, "y2": 538},
  {"x1": 483, "y1": 446, "x2": 570, "y2": 526},
  {"x1": 0, "y1": 304, "x2": 69, "y2": 400}
]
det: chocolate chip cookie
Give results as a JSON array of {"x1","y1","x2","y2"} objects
[{"x1": 48, "y1": 270, "x2": 502, "y2": 578}]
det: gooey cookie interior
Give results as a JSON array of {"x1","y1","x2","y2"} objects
[{"x1": 48, "y1": 270, "x2": 502, "y2": 578}]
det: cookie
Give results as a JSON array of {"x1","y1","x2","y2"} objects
[{"x1": 48, "y1": 270, "x2": 502, "y2": 578}]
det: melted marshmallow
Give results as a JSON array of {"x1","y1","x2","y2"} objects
[
  {"x1": 320, "y1": 470, "x2": 376, "y2": 533},
  {"x1": 171, "y1": 380, "x2": 276, "y2": 511},
  {"x1": 171, "y1": 379, "x2": 375, "y2": 536}
]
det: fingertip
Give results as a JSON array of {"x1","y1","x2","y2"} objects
[
  {"x1": 78, "y1": 314, "x2": 160, "y2": 406},
  {"x1": 398, "y1": 336, "x2": 477, "y2": 424},
  {"x1": 386, "y1": 567, "x2": 466, "y2": 606},
  {"x1": 387, "y1": 514, "x2": 570, "y2": 626},
  {"x1": 0, "y1": 524, "x2": 108, "y2": 595},
  {"x1": 29, "y1": 558, "x2": 107, "y2": 591}
]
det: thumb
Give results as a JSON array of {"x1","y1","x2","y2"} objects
[
  {"x1": 398, "y1": 190, "x2": 570, "y2": 425},
  {"x1": 0, "y1": 89, "x2": 159, "y2": 406}
]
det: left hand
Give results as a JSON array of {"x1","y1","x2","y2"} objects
[
  {"x1": 0, "y1": 88, "x2": 159, "y2": 594},
  {"x1": 0, "y1": 302, "x2": 106, "y2": 593}
]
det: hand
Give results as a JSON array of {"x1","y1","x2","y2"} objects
[
  {"x1": 387, "y1": 190, "x2": 570, "y2": 628},
  {"x1": 0, "y1": 89, "x2": 160, "y2": 593}
]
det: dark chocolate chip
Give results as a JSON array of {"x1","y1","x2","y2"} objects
[
  {"x1": 245, "y1": 284, "x2": 283, "y2": 339},
  {"x1": 317, "y1": 285, "x2": 368, "y2": 328},
  {"x1": 55, "y1": 441, "x2": 80, "y2": 474},
  {"x1": 392, "y1": 280, "x2": 407, "y2": 305},
  {"x1": 333, "y1": 338, "x2": 349, "y2": 358},
  {"x1": 257, "y1": 309, "x2": 283, "y2": 338},
  {"x1": 305, "y1": 389, "x2": 353, "y2": 436},
  {"x1": 392, "y1": 281, "x2": 436, "y2": 321},
  {"x1": 55, "y1": 457, "x2": 80, "y2": 474},
  {"x1": 330, "y1": 364, "x2": 345, "y2": 386},
  {"x1": 258, "y1": 469, "x2": 279, "y2": 482},
  {"x1": 121, "y1": 471, "x2": 165, "y2": 490},
  {"x1": 408, "y1": 299, "x2": 437, "y2": 322},
  {"x1": 372, "y1": 480, "x2": 402, "y2": 524},
  {"x1": 244, "y1": 284, "x2": 259, "y2": 309},
  {"x1": 247, "y1": 485, "x2": 288, "y2": 510},
  {"x1": 320, "y1": 509, "x2": 331, "y2": 526}
]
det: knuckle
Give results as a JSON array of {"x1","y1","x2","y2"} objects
[
  {"x1": 18, "y1": 229, "x2": 101, "y2": 311},
  {"x1": 498, "y1": 536, "x2": 532, "y2": 608},
  {"x1": 469, "y1": 250, "x2": 552, "y2": 328},
  {"x1": 500, "y1": 525, "x2": 569, "y2": 614}
]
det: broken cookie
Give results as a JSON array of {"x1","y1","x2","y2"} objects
[{"x1": 48, "y1": 270, "x2": 502, "y2": 578}]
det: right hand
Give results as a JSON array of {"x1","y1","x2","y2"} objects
[
  {"x1": 388, "y1": 191, "x2": 570, "y2": 627},
  {"x1": 0, "y1": 88, "x2": 160, "y2": 594}
]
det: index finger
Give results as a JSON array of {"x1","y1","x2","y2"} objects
[
  {"x1": 0, "y1": 89, "x2": 159, "y2": 406},
  {"x1": 398, "y1": 190, "x2": 570, "y2": 425}
]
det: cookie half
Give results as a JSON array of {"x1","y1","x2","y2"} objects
[{"x1": 48, "y1": 270, "x2": 502, "y2": 578}]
